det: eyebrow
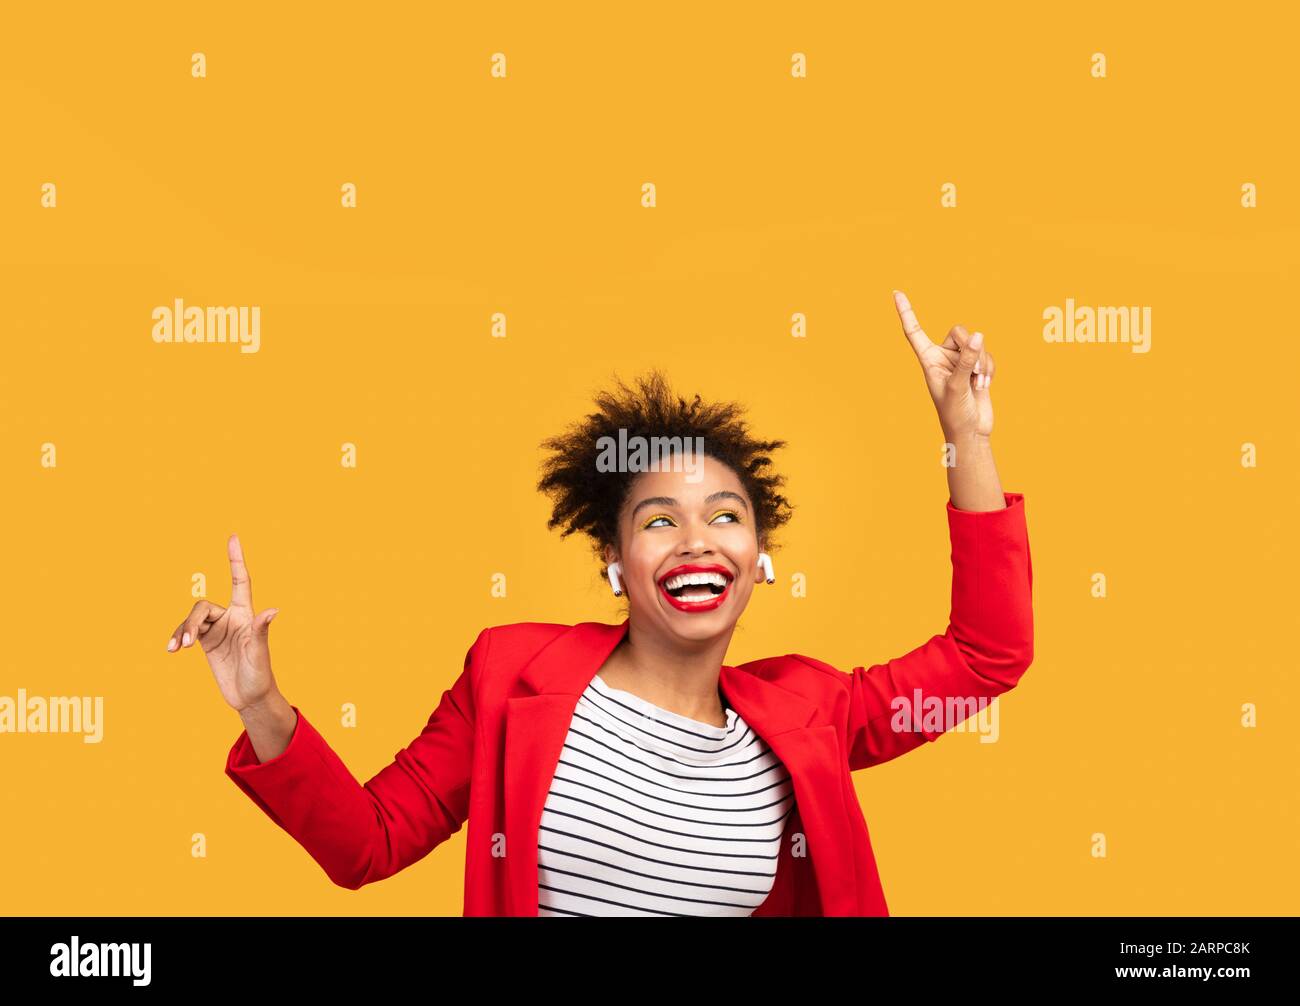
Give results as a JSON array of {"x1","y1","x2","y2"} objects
[{"x1": 630, "y1": 491, "x2": 749, "y2": 521}]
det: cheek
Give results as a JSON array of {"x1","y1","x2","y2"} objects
[{"x1": 625, "y1": 540, "x2": 668, "y2": 582}]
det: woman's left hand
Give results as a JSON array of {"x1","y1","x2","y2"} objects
[{"x1": 891, "y1": 290, "x2": 994, "y2": 441}]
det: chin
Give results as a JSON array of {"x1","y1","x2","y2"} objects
[
  {"x1": 655, "y1": 600, "x2": 748, "y2": 642},
  {"x1": 659, "y1": 622, "x2": 736, "y2": 647}
]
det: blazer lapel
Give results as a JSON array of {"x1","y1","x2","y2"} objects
[
  {"x1": 718, "y1": 663, "x2": 861, "y2": 915},
  {"x1": 502, "y1": 619, "x2": 858, "y2": 916},
  {"x1": 503, "y1": 620, "x2": 629, "y2": 915}
]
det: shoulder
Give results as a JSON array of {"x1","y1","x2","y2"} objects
[
  {"x1": 454, "y1": 621, "x2": 582, "y2": 686},
  {"x1": 463, "y1": 621, "x2": 574, "y2": 666},
  {"x1": 733, "y1": 650, "x2": 851, "y2": 702},
  {"x1": 457, "y1": 621, "x2": 602, "y2": 705}
]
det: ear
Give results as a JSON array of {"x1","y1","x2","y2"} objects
[{"x1": 603, "y1": 543, "x2": 618, "y2": 567}]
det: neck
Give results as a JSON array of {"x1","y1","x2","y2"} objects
[{"x1": 603, "y1": 615, "x2": 735, "y2": 727}]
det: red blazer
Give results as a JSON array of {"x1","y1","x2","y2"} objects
[{"x1": 226, "y1": 491, "x2": 1033, "y2": 916}]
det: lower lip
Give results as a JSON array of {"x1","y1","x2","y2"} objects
[{"x1": 659, "y1": 579, "x2": 732, "y2": 612}]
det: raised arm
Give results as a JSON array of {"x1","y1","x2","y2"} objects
[
  {"x1": 223, "y1": 626, "x2": 491, "y2": 890},
  {"x1": 844, "y1": 491, "x2": 1033, "y2": 770},
  {"x1": 834, "y1": 293, "x2": 1033, "y2": 769}
]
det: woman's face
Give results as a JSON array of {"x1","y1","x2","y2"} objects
[{"x1": 604, "y1": 454, "x2": 766, "y2": 645}]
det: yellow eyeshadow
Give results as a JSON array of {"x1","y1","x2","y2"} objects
[{"x1": 640, "y1": 510, "x2": 741, "y2": 529}]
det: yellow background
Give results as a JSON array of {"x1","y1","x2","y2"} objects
[{"x1": 1, "y1": 1, "x2": 1296, "y2": 916}]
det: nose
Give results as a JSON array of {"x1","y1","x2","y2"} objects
[{"x1": 675, "y1": 519, "x2": 716, "y2": 557}]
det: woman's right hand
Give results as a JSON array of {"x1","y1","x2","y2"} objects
[{"x1": 166, "y1": 534, "x2": 282, "y2": 714}]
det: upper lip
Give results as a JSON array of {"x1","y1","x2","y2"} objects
[{"x1": 657, "y1": 563, "x2": 735, "y2": 588}]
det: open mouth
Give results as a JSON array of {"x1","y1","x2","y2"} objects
[{"x1": 657, "y1": 566, "x2": 733, "y2": 612}]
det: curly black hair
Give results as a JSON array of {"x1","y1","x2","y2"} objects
[{"x1": 537, "y1": 369, "x2": 794, "y2": 586}]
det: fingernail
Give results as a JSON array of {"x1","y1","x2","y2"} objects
[
  {"x1": 182, "y1": 632, "x2": 191, "y2": 646},
  {"x1": 970, "y1": 331, "x2": 984, "y2": 349},
  {"x1": 893, "y1": 290, "x2": 910, "y2": 309},
  {"x1": 167, "y1": 638, "x2": 177, "y2": 651}
]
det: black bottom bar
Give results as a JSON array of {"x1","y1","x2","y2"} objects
[{"x1": 0, "y1": 916, "x2": 1286, "y2": 991}]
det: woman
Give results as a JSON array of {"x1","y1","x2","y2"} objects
[{"x1": 165, "y1": 291, "x2": 1033, "y2": 916}]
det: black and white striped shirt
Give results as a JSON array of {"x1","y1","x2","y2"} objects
[{"x1": 536, "y1": 672, "x2": 795, "y2": 916}]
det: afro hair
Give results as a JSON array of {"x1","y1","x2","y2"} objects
[{"x1": 536, "y1": 369, "x2": 794, "y2": 586}]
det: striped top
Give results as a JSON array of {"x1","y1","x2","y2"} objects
[{"x1": 536, "y1": 672, "x2": 795, "y2": 916}]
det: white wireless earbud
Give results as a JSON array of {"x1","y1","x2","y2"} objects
[
  {"x1": 608, "y1": 561, "x2": 624, "y2": 597},
  {"x1": 757, "y1": 552, "x2": 775, "y2": 584}
]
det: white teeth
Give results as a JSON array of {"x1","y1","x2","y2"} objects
[{"x1": 662, "y1": 571, "x2": 729, "y2": 591}]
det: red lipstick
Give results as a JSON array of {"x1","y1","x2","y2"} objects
[{"x1": 657, "y1": 563, "x2": 734, "y2": 613}]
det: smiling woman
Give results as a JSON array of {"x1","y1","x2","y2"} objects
[
  {"x1": 178, "y1": 292, "x2": 1036, "y2": 916},
  {"x1": 528, "y1": 379, "x2": 811, "y2": 914}
]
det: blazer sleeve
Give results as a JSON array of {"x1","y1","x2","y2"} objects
[
  {"x1": 845, "y1": 491, "x2": 1034, "y2": 771},
  {"x1": 223, "y1": 626, "x2": 491, "y2": 890}
]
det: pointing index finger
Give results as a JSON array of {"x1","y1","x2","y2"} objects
[
  {"x1": 893, "y1": 289, "x2": 933, "y2": 359},
  {"x1": 228, "y1": 533, "x2": 253, "y2": 609}
]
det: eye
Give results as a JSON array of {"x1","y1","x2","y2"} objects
[{"x1": 641, "y1": 510, "x2": 741, "y2": 530}]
